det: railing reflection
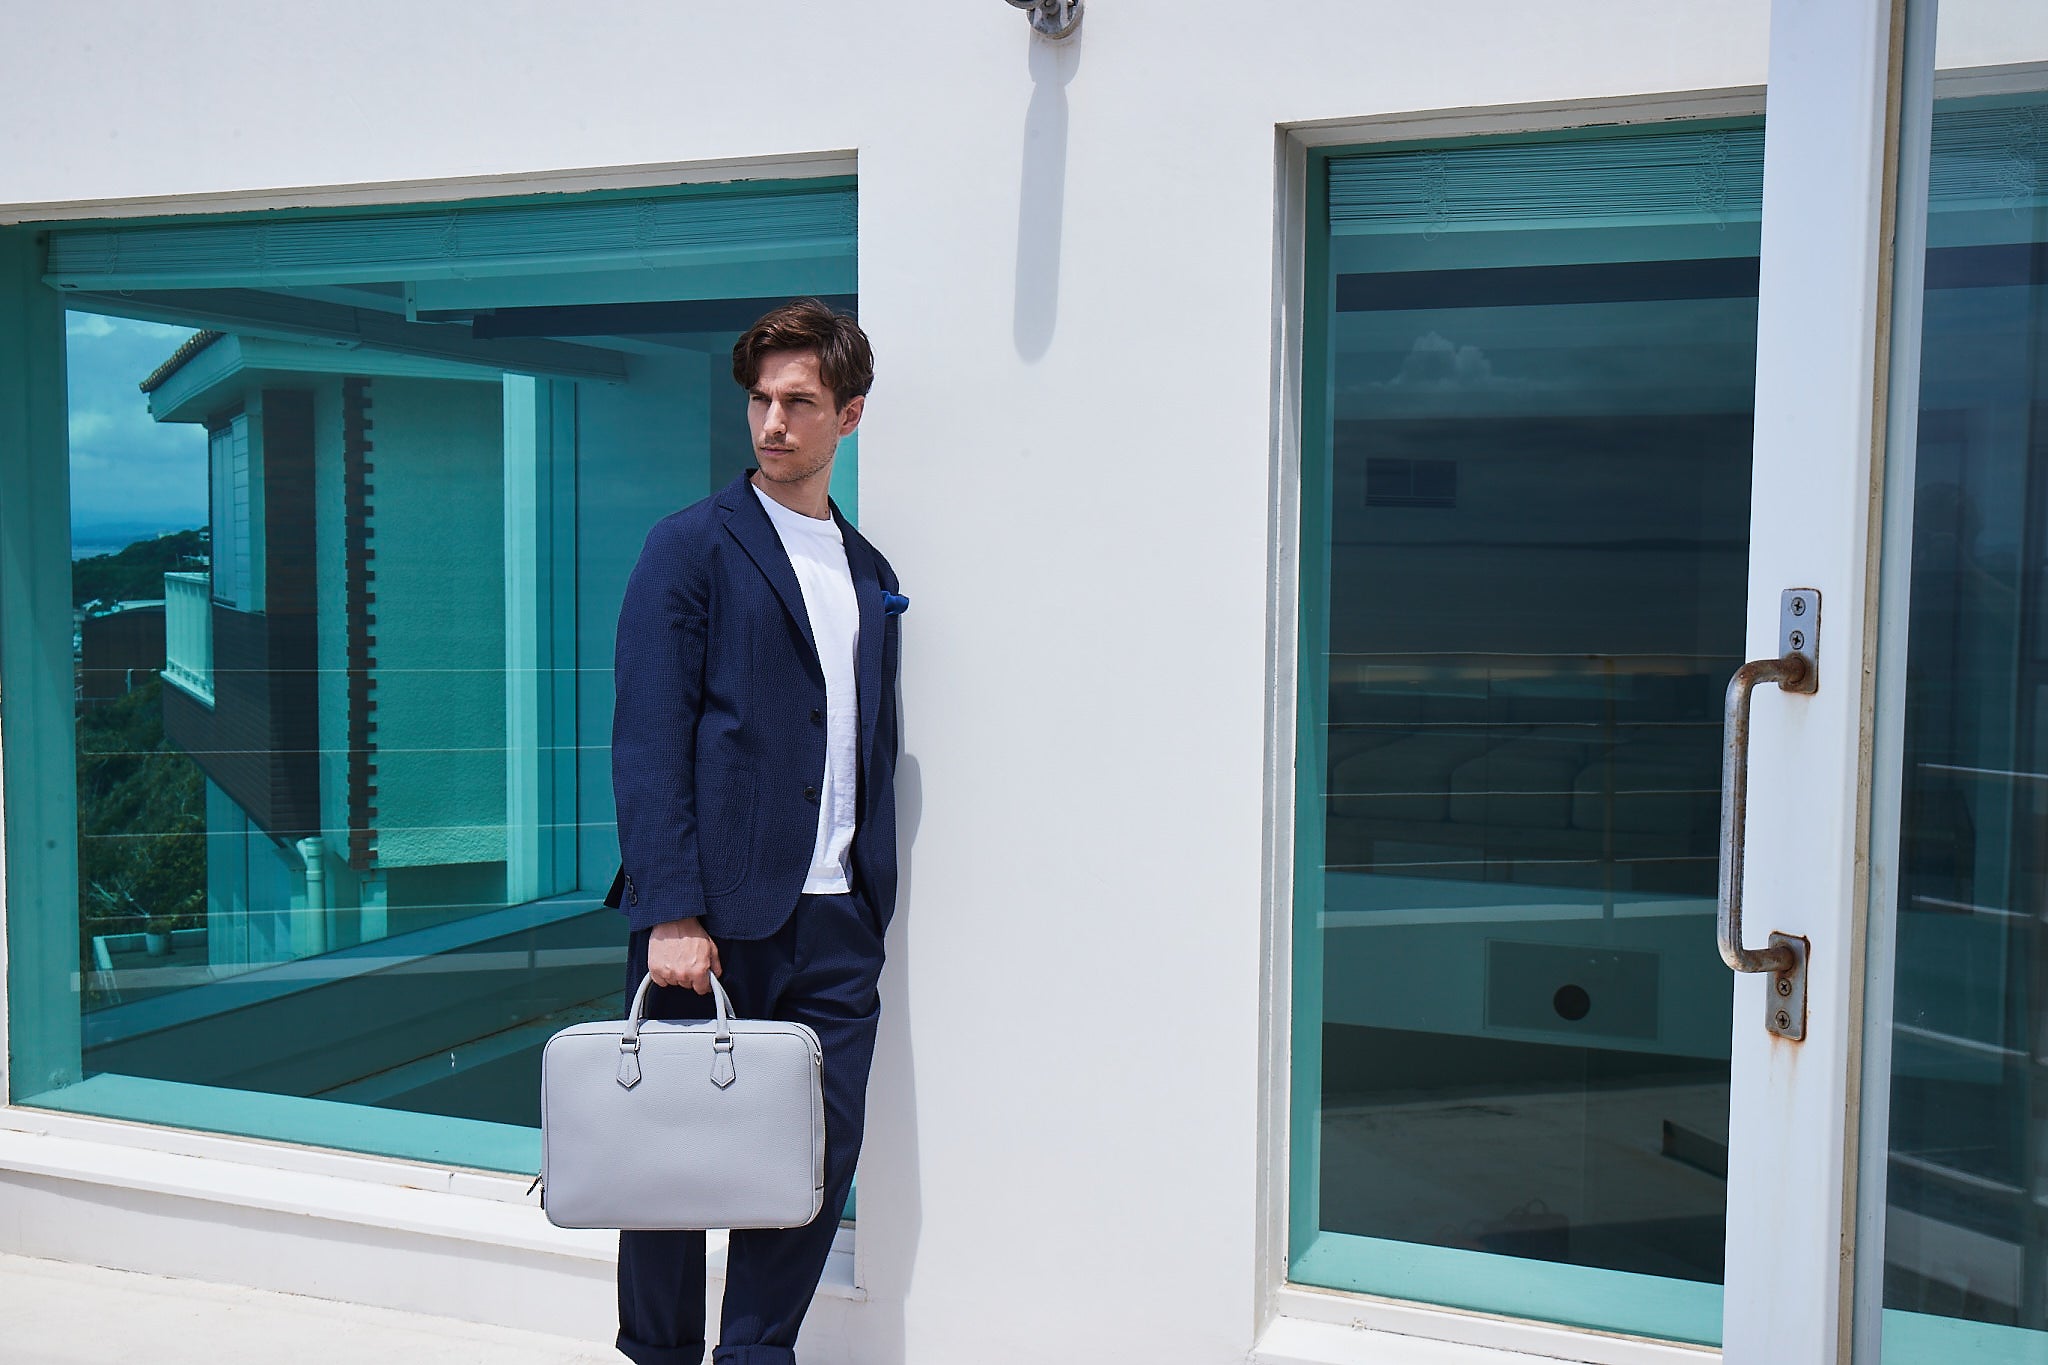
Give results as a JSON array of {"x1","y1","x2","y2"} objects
[
  {"x1": 1322, "y1": 651, "x2": 1740, "y2": 895},
  {"x1": 161, "y1": 570, "x2": 212, "y2": 704}
]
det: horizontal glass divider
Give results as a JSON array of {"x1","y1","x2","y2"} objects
[
  {"x1": 1886, "y1": 1152, "x2": 2028, "y2": 1198},
  {"x1": 1890, "y1": 1022, "x2": 2025, "y2": 1061},
  {"x1": 1881, "y1": 1307, "x2": 2048, "y2": 1365},
  {"x1": 1318, "y1": 654, "x2": 1736, "y2": 667},
  {"x1": 14, "y1": 1073, "x2": 540, "y2": 1174},
  {"x1": 1322, "y1": 855, "x2": 1712, "y2": 869},
  {"x1": 1325, "y1": 719, "x2": 1726, "y2": 726},
  {"x1": 1917, "y1": 761, "x2": 2048, "y2": 784},
  {"x1": 82, "y1": 891, "x2": 613, "y2": 1046},
  {"x1": 75, "y1": 822, "x2": 626, "y2": 840},
  {"x1": 1319, "y1": 900, "x2": 1712, "y2": 929},
  {"x1": 1332, "y1": 212, "x2": 1764, "y2": 237},
  {"x1": 76, "y1": 746, "x2": 620, "y2": 758},
  {"x1": 1291, "y1": 1229, "x2": 1721, "y2": 1346},
  {"x1": 127, "y1": 667, "x2": 626, "y2": 676},
  {"x1": 1321, "y1": 650, "x2": 1741, "y2": 660},
  {"x1": 1906, "y1": 895, "x2": 2027, "y2": 920},
  {"x1": 1323, "y1": 788, "x2": 1719, "y2": 798}
]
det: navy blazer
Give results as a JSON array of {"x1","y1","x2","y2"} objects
[{"x1": 609, "y1": 470, "x2": 902, "y2": 940}]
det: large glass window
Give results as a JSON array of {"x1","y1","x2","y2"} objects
[
  {"x1": 1292, "y1": 124, "x2": 1764, "y2": 1341},
  {"x1": 1296, "y1": 90, "x2": 2048, "y2": 1348},
  {"x1": 1, "y1": 180, "x2": 857, "y2": 1175}
]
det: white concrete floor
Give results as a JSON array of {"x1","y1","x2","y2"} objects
[{"x1": 0, "y1": 1252, "x2": 617, "y2": 1364}]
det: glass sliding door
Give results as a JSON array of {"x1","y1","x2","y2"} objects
[
  {"x1": 1293, "y1": 122, "x2": 1763, "y2": 1342},
  {"x1": 1861, "y1": 4, "x2": 2048, "y2": 1358}
]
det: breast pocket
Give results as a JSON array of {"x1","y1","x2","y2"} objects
[{"x1": 696, "y1": 766, "x2": 756, "y2": 897}]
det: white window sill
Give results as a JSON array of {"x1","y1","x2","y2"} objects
[
  {"x1": 1255, "y1": 1286, "x2": 1718, "y2": 1365},
  {"x1": 0, "y1": 1116, "x2": 859, "y2": 1299}
]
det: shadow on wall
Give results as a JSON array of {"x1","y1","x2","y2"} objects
[
  {"x1": 858, "y1": 750, "x2": 923, "y2": 1362},
  {"x1": 1014, "y1": 32, "x2": 1080, "y2": 361}
]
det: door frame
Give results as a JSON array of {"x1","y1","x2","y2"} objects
[
  {"x1": 1720, "y1": 1, "x2": 1916, "y2": 1362},
  {"x1": 1258, "y1": 85, "x2": 1767, "y2": 1365},
  {"x1": 1256, "y1": 1, "x2": 1948, "y2": 1353}
]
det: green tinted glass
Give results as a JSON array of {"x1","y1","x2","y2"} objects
[
  {"x1": 1294, "y1": 125, "x2": 1762, "y2": 1342},
  {"x1": 1874, "y1": 90, "x2": 2048, "y2": 1363},
  {"x1": 0, "y1": 183, "x2": 857, "y2": 1174}
]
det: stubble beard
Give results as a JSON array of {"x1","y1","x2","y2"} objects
[{"x1": 756, "y1": 444, "x2": 834, "y2": 486}]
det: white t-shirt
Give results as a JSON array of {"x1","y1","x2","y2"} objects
[{"x1": 752, "y1": 482, "x2": 860, "y2": 895}]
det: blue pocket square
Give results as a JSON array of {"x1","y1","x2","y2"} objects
[{"x1": 882, "y1": 591, "x2": 910, "y2": 617}]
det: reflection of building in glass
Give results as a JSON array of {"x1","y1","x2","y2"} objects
[
  {"x1": 33, "y1": 181, "x2": 858, "y2": 1161},
  {"x1": 1303, "y1": 99, "x2": 2048, "y2": 1339},
  {"x1": 1885, "y1": 227, "x2": 2048, "y2": 1326},
  {"x1": 146, "y1": 332, "x2": 513, "y2": 966},
  {"x1": 1305, "y1": 125, "x2": 1763, "y2": 1315},
  {"x1": 79, "y1": 599, "x2": 165, "y2": 703}
]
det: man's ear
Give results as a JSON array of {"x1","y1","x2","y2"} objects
[{"x1": 837, "y1": 394, "x2": 865, "y2": 437}]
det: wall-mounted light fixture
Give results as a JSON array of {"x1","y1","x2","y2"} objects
[{"x1": 1006, "y1": 0, "x2": 1082, "y2": 40}]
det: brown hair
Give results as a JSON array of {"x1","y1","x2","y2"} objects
[{"x1": 731, "y1": 299, "x2": 874, "y2": 410}]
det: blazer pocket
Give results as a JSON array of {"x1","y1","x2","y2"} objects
[{"x1": 697, "y1": 766, "x2": 756, "y2": 897}]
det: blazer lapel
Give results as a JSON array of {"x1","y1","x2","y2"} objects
[
  {"x1": 840, "y1": 514, "x2": 885, "y2": 772},
  {"x1": 719, "y1": 475, "x2": 820, "y2": 675}
]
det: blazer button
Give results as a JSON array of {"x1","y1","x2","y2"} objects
[
  {"x1": 810, "y1": 707, "x2": 823, "y2": 723},
  {"x1": 804, "y1": 785, "x2": 820, "y2": 803}
]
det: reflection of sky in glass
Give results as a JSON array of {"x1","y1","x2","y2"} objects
[
  {"x1": 65, "y1": 311, "x2": 207, "y2": 557},
  {"x1": 1334, "y1": 298, "x2": 1760, "y2": 421}
]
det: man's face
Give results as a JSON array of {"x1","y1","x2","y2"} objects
[{"x1": 747, "y1": 348, "x2": 863, "y2": 489}]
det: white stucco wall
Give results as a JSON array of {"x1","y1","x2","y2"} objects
[{"x1": 22, "y1": 2, "x2": 1997, "y2": 1362}]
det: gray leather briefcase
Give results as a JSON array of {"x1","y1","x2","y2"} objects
[{"x1": 538, "y1": 972, "x2": 825, "y2": 1231}]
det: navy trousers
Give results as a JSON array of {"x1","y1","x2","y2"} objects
[{"x1": 615, "y1": 891, "x2": 884, "y2": 1365}]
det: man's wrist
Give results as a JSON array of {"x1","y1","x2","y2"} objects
[{"x1": 649, "y1": 916, "x2": 707, "y2": 938}]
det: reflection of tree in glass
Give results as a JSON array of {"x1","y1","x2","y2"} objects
[
  {"x1": 71, "y1": 527, "x2": 208, "y2": 614},
  {"x1": 75, "y1": 675, "x2": 205, "y2": 1009}
]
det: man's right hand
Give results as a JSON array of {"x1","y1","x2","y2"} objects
[{"x1": 647, "y1": 917, "x2": 722, "y2": 994}]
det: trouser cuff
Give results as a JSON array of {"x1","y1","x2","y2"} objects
[
  {"x1": 615, "y1": 1329, "x2": 706, "y2": 1365},
  {"x1": 711, "y1": 1347, "x2": 797, "y2": 1365}
]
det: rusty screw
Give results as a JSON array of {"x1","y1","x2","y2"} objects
[
  {"x1": 1776, "y1": 977, "x2": 1792, "y2": 997},
  {"x1": 1775, "y1": 1009, "x2": 1792, "y2": 1031},
  {"x1": 1791, "y1": 597, "x2": 1807, "y2": 617}
]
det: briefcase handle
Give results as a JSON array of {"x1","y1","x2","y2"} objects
[{"x1": 617, "y1": 971, "x2": 739, "y2": 1090}]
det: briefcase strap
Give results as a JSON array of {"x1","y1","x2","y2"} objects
[{"x1": 618, "y1": 971, "x2": 738, "y2": 1090}]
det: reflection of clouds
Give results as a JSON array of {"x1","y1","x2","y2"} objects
[
  {"x1": 1369, "y1": 330, "x2": 1547, "y2": 393},
  {"x1": 65, "y1": 311, "x2": 207, "y2": 533},
  {"x1": 68, "y1": 408, "x2": 117, "y2": 442}
]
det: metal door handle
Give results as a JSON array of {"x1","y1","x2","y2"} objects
[{"x1": 1718, "y1": 589, "x2": 1818, "y2": 1040}]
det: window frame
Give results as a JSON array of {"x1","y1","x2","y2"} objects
[
  {"x1": 0, "y1": 155, "x2": 866, "y2": 1289},
  {"x1": 207, "y1": 410, "x2": 253, "y2": 611}
]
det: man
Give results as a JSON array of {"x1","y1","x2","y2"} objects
[{"x1": 607, "y1": 299, "x2": 903, "y2": 1365}]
